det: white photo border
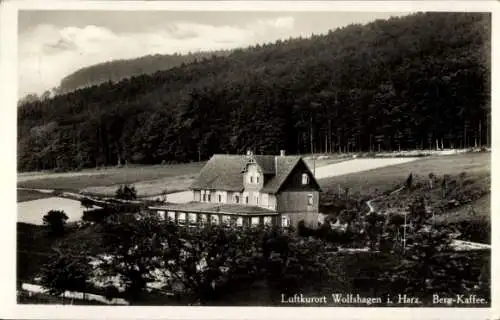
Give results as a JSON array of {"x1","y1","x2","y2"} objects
[{"x1": 1, "y1": 1, "x2": 498, "y2": 319}]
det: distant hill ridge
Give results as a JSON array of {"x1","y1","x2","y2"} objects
[{"x1": 56, "y1": 50, "x2": 232, "y2": 94}]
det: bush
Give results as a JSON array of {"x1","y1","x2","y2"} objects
[
  {"x1": 104, "y1": 285, "x2": 121, "y2": 301},
  {"x1": 456, "y1": 218, "x2": 490, "y2": 244},
  {"x1": 82, "y1": 208, "x2": 114, "y2": 224},
  {"x1": 115, "y1": 184, "x2": 137, "y2": 200},
  {"x1": 80, "y1": 197, "x2": 95, "y2": 209}
]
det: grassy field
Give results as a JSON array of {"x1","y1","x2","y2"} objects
[
  {"x1": 17, "y1": 162, "x2": 205, "y2": 195},
  {"x1": 318, "y1": 153, "x2": 490, "y2": 200},
  {"x1": 17, "y1": 189, "x2": 54, "y2": 202}
]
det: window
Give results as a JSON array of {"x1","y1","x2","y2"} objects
[
  {"x1": 167, "y1": 211, "x2": 176, "y2": 221},
  {"x1": 302, "y1": 173, "x2": 309, "y2": 185},
  {"x1": 236, "y1": 217, "x2": 243, "y2": 226},
  {"x1": 256, "y1": 175, "x2": 260, "y2": 183},
  {"x1": 222, "y1": 215, "x2": 230, "y2": 225},
  {"x1": 308, "y1": 193, "x2": 314, "y2": 206},
  {"x1": 158, "y1": 211, "x2": 166, "y2": 220},
  {"x1": 178, "y1": 212, "x2": 186, "y2": 223},
  {"x1": 211, "y1": 215, "x2": 219, "y2": 225},
  {"x1": 281, "y1": 215, "x2": 290, "y2": 227},
  {"x1": 251, "y1": 217, "x2": 260, "y2": 226},
  {"x1": 202, "y1": 193, "x2": 206, "y2": 202},
  {"x1": 189, "y1": 213, "x2": 197, "y2": 223},
  {"x1": 264, "y1": 216, "x2": 272, "y2": 226},
  {"x1": 250, "y1": 176, "x2": 254, "y2": 183},
  {"x1": 218, "y1": 194, "x2": 222, "y2": 203},
  {"x1": 199, "y1": 214, "x2": 207, "y2": 224},
  {"x1": 245, "y1": 196, "x2": 249, "y2": 204},
  {"x1": 207, "y1": 193, "x2": 211, "y2": 202},
  {"x1": 234, "y1": 195, "x2": 240, "y2": 204}
]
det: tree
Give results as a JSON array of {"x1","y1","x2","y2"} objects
[
  {"x1": 428, "y1": 172, "x2": 435, "y2": 189},
  {"x1": 405, "y1": 172, "x2": 414, "y2": 191},
  {"x1": 459, "y1": 171, "x2": 467, "y2": 188},
  {"x1": 39, "y1": 254, "x2": 90, "y2": 304},
  {"x1": 365, "y1": 213, "x2": 386, "y2": 251},
  {"x1": 42, "y1": 210, "x2": 69, "y2": 237},
  {"x1": 95, "y1": 212, "x2": 161, "y2": 303},
  {"x1": 407, "y1": 196, "x2": 429, "y2": 227},
  {"x1": 441, "y1": 174, "x2": 451, "y2": 198},
  {"x1": 80, "y1": 197, "x2": 95, "y2": 209},
  {"x1": 115, "y1": 184, "x2": 137, "y2": 200}
]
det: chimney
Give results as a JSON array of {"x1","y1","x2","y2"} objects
[{"x1": 280, "y1": 150, "x2": 286, "y2": 157}]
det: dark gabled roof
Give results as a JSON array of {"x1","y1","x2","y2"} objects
[
  {"x1": 253, "y1": 155, "x2": 276, "y2": 174},
  {"x1": 260, "y1": 156, "x2": 301, "y2": 193},
  {"x1": 150, "y1": 201, "x2": 278, "y2": 216},
  {"x1": 189, "y1": 154, "x2": 311, "y2": 194}
]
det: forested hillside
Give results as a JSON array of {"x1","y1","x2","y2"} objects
[
  {"x1": 17, "y1": 12, "x2": 491, "y2": 172},
  {"x1": 55, "y1": 51, "x2": 232, "y2": 94}
]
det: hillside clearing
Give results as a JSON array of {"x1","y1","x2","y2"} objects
[{"x1": 318, "y1": 152, "x2": 490, "y2": 200}]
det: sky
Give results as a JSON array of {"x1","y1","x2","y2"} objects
[{"x1": 18, "y1": 10, "x2": 408, "y2": 97}]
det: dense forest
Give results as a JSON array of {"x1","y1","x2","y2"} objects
[{"x1": 17, "y1": 12, "x2": 491, "y2": 172}]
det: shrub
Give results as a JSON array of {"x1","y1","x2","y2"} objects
[
  {"x1": 82, "y1": 208, "x2": 114, "y2": 224},
  {"x1": 115, "y1": 184, "x2": 137, "y2": 200},
  {"x1": 80, "y1": 197, "x2": 95, "y2": 209},
  {"x1": 456, "y1": 217, "x2": 490, "y2": 244},
  {"x1": 103, "y1": 285, "x2": 121, "y2": 301}
]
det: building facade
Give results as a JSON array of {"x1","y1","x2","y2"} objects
[{"x1": 151, "y1": 150, "x2": 322, "y2": 229}]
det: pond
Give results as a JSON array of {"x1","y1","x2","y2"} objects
[{"x1": 17, "y1": 197, "x2": 97, "y2": 225}]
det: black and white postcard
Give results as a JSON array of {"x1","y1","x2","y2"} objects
[{"x1": 1, "y1": 1, "x2": 498, "y2": 319}]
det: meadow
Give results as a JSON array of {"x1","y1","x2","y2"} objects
[
  {"x1": 17, "y1": 162, "x2": 205, "y2": 197},
  {"x1": 318, "y1": 153, "x2": 490, "y2": 201}
]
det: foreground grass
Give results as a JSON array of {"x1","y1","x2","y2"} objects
[{"x1": 17, "y1": 162, "x2": 205, "y2": 194}]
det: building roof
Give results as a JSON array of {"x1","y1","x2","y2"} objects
[
  {"x1": 189, "y1": 154, "x2": 309, "y2": 194},
  {"x1": 150, "y1": 201, "x2": 278, "y2": 216}
]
